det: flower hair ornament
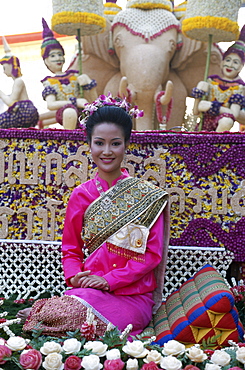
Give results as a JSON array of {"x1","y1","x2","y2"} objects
[{"x1": 79, "y1": 92, "x2": 144, "y2": 127}]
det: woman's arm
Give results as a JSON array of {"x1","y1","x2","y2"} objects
[{"x1": 62, "y1": 187, "x2": 86, "y2": 285}]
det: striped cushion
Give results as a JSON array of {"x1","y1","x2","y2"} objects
[{"x1": 148, "y1": 264, "x2": 244, "y2": 347}]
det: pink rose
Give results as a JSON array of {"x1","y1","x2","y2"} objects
[
  {"x1": 19, "y1": 349, "x2": 42, "y2": 370},
  {"x1": 183, "y1": 366, "x2": 201, "y2": 370},
  {"x1": 64, "y1": 355, "x2": 82, "y2": 370},
  {"x1": 227, "y1": 368, "x2": 244, "y2": 370},
  {"x1": 141, "y1": 361, "x2": 159, "y2": 370},
  {"x1": 104, "y1": 359, "x2": 125, "y2": 370},
  {"x1": 0, "y1": 345, "x2": 12, "y2": 365}
]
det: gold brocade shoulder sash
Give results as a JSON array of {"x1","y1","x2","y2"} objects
[{"x1": 82, "y1": 177, "x2": 168, "y2": 257}]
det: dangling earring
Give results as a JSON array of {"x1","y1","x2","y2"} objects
[{"x1": 122, "y1": 153, "x2": 127, "y2": 168}]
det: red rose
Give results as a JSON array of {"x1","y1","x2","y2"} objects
[
  {"x1": 204, "y1": 350, "x2": 214, "y2": 359},
  {"x1": 19, "y1": 349, "x2": 42, "y2": 370},
  {"x1": 0, "y1": 345, "x2": 12, "y2": 365},
  {"x1": 104, "y1": 359, "x2": 125, "y2": 370},
  {"x1": 64, "y1": 355, "x2": 82, "y2": 370},
  {"x1": 141, "y1": 361, "x2": 159, "y2": 370},
  {"x1": 0, "y1": 319, "x2": 6, "y2": 324}
]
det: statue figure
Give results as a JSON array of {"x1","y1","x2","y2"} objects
[
  {"x1": 192, "y1": 25, "x2": 245, "y2": 132},
  {"x1": 0, "y1": 37, "x2": 39, "y2": 129},
  {"x1": 39, "y1": 19, "x2": 97, "y2": 130}
]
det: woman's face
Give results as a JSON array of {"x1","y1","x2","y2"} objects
[{"x1": 90, "y1": 122, "x2": 127, "y2": 185}]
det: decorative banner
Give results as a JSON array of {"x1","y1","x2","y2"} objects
[{"x1": 0, "y1": 129, "x2": 245, "y2": 263}]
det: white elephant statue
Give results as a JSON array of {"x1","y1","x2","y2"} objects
[{"x1": 70, "y1": 7, "x2": 223, "y2": 130}]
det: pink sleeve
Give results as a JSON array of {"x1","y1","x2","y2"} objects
[
  {"x1": 103, "y1": 213, "x2": 164, "y2": 293},
  {"x1": 62, "y1": 187, "x2": 86, "y2": 286}
]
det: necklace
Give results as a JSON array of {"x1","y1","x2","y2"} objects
[{"x1": 96, "y1": 179, "x2": 122, "y2": 211}]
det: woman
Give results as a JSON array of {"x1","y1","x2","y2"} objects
[{"x1": 21, "y1": 94, "x2": 169, "y2": 338}]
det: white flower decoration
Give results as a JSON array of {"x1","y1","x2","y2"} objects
[
  {"x1": 126, "y1": 358, "x2": 139, "y2": 370},
  {"x1": 143, "y1": 350, "x2": 163, "y2": 364},
  {"x1": 162, "y1": 340, "x2": 186, "y2": 356},
  {"x1": 6, "y1": 336, "x2": 27, "y2": 351},
  {"x1": 210, "y1": 350, "x2": 231, "y2": 366},
  {"x1": 40, "y1": 342, "x2": 62, "y2": 355},
  {"x1": 204, "y1": 364, "x2": 222, "y2": 370},
  {"x1": 160, "y1": 355, "x2": 182, "y2": 370},
  {"x1": 42, "y1": 352, "x2": 64, "y2": 370},
  {"x1": 62, "y1": 338, "x2": 81, "y2": 354},
  {"x1": 122, "y1": 340, "x2": 149, "y2": 358},
  {"x1": 106, "y1": 348, "x2": 121, "y2": 360},
  {"x1": 236, "y1": 347, "x2": 245, "y2": 364},
  {"x1": 81, "y1": 354, "x2": 103, "y2": 370},
  {"x1": 84, "y1": 341, "x2": 108, "y2": 357},
  {"x1": 186, "y1": 346, "x2": 208, "y2": 363}
]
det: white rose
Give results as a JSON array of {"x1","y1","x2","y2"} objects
[
  {"x1": 186, "y1": 346, "x2": 208, "y2": 362},
  {"x1": 42, "y1": 353, "x2": 64, "y2": 370},
  {"x1": 81, "y1": 354, "x2": 103, "y2": 370},
  {"x1": 0, "y1": 339, "x2": 6, "y2": 346},
  {"x1": 6, "y1": 336, "x2": 27, "y2": 351},
  {"x1": 211, "y1": 350, "x2": 231, "y2": 366},
  {"x1": 205, "y1": 363, "x2": 222, "y2": 370},
  {"x1": 126, "y1": 358, "x2": 139, "y2": 370},
  {"x1": 236, "y1": 347, "x2": 245, "y2": 364},
  {"x1": 62, "y1": 338, "x2": 81, "y2": 354},
  {"x1": 122, "y1": 340, "x2": 149, "y2": 358},
  {"x1": 106, "y1": 349, "x2": 121, "y2": 360},
  {"x1": 40, "y1": 342, "x2": 62, "y2": 355},
  {"x1": 84, "y1": 341, "x2": 108, "y2": 357},
  {"x1": 160, "y1": 355, "x2": 182, "y2": 370},
  {"x1": 162, "y1": 340, "x2": 186, "y2": 356},
  {"x1": 144, "y1": 350, "x2": 163, "y2": 364}
]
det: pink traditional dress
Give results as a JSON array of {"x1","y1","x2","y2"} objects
[{"x1": 23, "y1": 170, "x2": 169, "y2": 338}]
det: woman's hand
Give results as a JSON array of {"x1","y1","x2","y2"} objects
[{"x1": 70, "y1": 271, "x2": 109, "y2": 291}]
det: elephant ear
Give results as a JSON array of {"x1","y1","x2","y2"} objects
[
  {"x1": 82, "y1": 20, "x2": 120, "y2": 69},
  {"x1": 171, "y1": 32, "x2": 203, "y2": 70}
]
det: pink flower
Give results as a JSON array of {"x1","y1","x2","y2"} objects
[
  {"x1": 227, "y1": 368, "x2": 244, "y2": 370},
  {"x1": 14, "y1": 298, "x2": 26, "y2": 304},
  {"x1": 104, "y1": 359, "x2": 125, "y2": 370},
  {"x1": 64, "y1": 355, "x2": 82, "y2": 370},
  {"x1": 0, "y1": 345, "x2": 12, "y2": 365},
  {"x1": 141, "y1": 361, "x2": 159, "y2": 370},
  {"x1": 182, "y1": 366, "x2": 201, "y2": 370},
  {"x1": 19, "y1": 349, "x2": 42, "y2": 370}
]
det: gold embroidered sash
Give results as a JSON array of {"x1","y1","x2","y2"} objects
[{"x1": 82, "y1": 177, "x2": 168, "y2": 257}]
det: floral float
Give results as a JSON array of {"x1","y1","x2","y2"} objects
[{"x1": 0, "y1": 284, "x2": 245, "y2": 370}]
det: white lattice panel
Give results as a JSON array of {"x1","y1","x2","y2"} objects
[
  {"x1": 0, "y1": 240, "x2": 234, "y2": 300},
  {"x1": 163, "y1": 247, "x2": 234, "y2": 298},
  {"x1": 0, "y1": 240, "x2": 66, "y2": 299}
]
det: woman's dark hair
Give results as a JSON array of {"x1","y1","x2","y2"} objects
[{"x1": 86, "y1": 105, "x2": 132, "y2": 143}]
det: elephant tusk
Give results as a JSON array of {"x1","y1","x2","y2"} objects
[
  {"x1": 155, "y1": 80, "x2": 173, "y2": 106},
  {"x1": 119, "y1": 76, "x2": 129, "y2": 98}
]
